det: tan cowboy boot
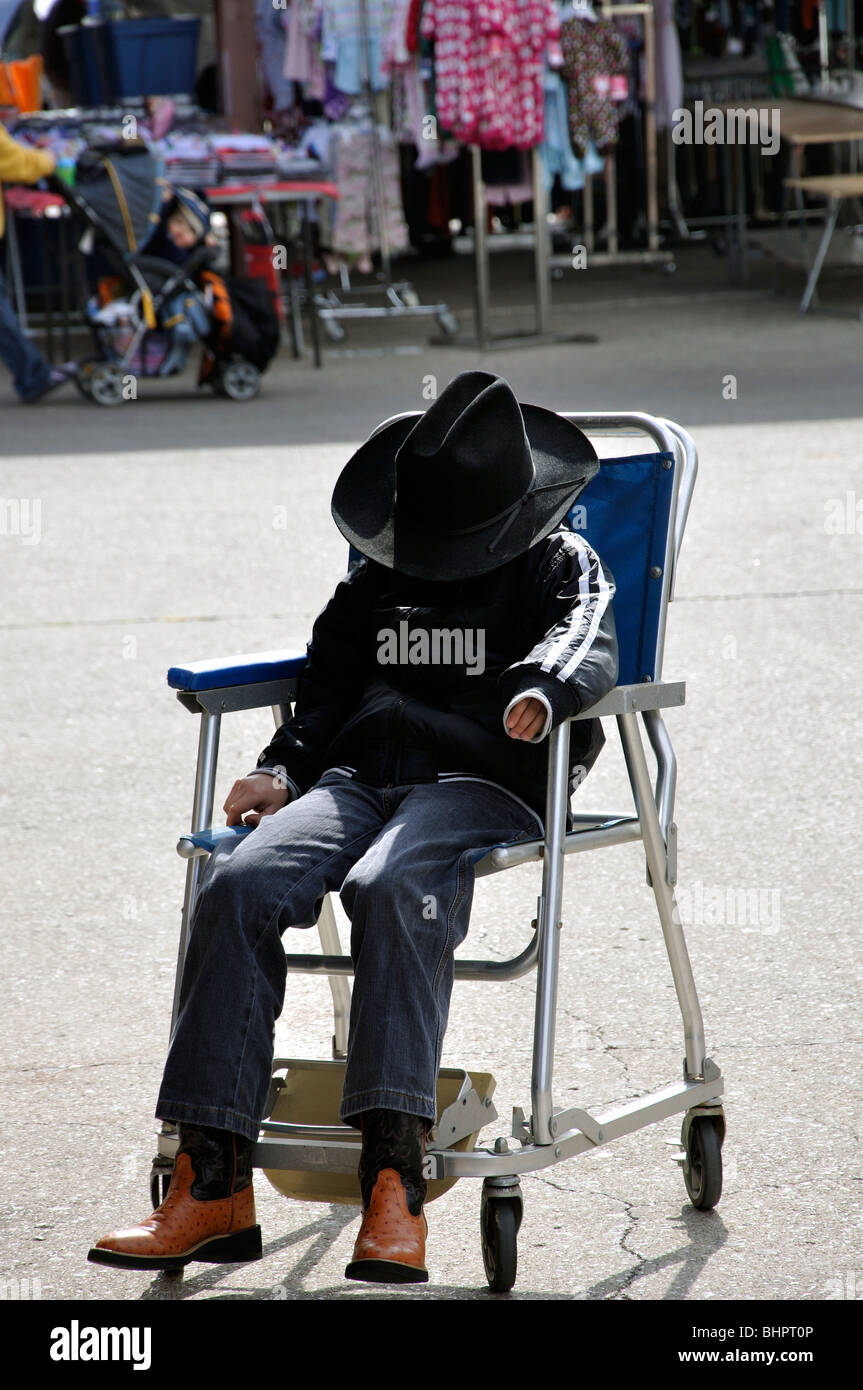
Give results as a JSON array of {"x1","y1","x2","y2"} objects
[
  {"x1": 345, "y1": 1110, "x2": 429, "y2": 1284},
  {"x1": 88, "y1": 1125, "x2": 262, "y2": 1271}
]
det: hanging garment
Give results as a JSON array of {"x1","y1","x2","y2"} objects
[
  {"x1": 406, "y1": 0, "x2": 425, "y2": 52},
  {"x1": 322, "y1": 0, "x2": 396, "y2": 95},
  {"x1": 539, "y1": 65, "x2": 602, "y2": 192},
  {"x1": 255, "y1": 0, "x2": 294, "y2": 112},
  {"x1": 284, "y1": 0, "x2": 326, "y2": 100},
  {"x1": 421, "y1": 0, "x2": 559, "y2": 150},
  {"x1": 331, "y1": 125, "x2": 410, "y2": 257},
  {"x1": 559, "y1": 14, "x2": 630, "y2": 156},
  {"x1": 652, "y1": 0, "x2": 683, "y2": 132}
]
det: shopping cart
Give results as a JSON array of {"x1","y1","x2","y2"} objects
[{"x1": 157, "y1": 410, "x2": 725, "y2": 1293}]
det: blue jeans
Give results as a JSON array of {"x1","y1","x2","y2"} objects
[
  {"x1": 155, "y1": 771, "x2": 542, "y2": 1140},
  {"x1": 0, "y1": 267, "x2": 52, "y2": 400}
]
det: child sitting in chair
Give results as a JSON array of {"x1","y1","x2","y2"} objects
[{"x1": 89, "y1": 371, "x2": 618, "y2": 1285}]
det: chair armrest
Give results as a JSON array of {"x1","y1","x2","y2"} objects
[
  {"x1": 570, "y1": 681, "x2": 685, "y2": 719},
  {"x1": 168, "y1": 649, "x2": 308, "y2": 693},
  {"x1": 177, "y1": 826, "x2": 253, "y2": 858}
]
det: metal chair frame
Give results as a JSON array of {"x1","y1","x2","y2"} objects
[{"x1": 158, "y1": 411, "x2": 724, "y2": 1227}]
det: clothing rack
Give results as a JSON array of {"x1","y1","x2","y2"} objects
[
  {"x1": 312, "y1": 0, "x2": 457, "y2": 347},
  {"x1": 547, "y1": 0, "x2": 673, "y2": 270}
]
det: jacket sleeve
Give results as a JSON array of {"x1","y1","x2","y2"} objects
[
  {"x1": 498, "y1": 531, "x2": 618, "y2": 729},
  {"x1": 0, "y1": 128, "x2": 54, "y2": 185},
  {"x1": 253, "y1": 559, "x2": 377, "y2": 796}
]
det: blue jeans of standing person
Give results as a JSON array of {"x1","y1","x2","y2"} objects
[
  {"x1": 155, "y1": 770, "x2": 543, "y2": 1140},
  {"x1": 0, "y1": 267, "x2": 52, "y2": 400}
]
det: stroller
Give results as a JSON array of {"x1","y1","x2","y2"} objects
[{"x1": 62, "y1": 142, "x2": 279, "y2": 406}]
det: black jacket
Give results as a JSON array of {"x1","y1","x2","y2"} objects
[{"x1": 255, "y1": 529, "x2": 619, "y2": 819}]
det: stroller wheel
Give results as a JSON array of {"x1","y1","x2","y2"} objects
[
  {"x1": 216, "y1": 361, "x2": 261, "y2": 402},
  {"x1": 89, "y1": 364, "x2": 126, "y2": 408}
]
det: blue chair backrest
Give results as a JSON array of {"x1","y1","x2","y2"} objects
[
  {"x1": 348, "y1": 448, "x2": 676, "y2": 689},
  {"x1": 568, "y1": 451, "x2": 675, "y2": 686}
]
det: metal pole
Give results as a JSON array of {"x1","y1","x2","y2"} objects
[
  {"x1": 642, "y1": 0, "x2": 660, "y2": 251},
  {"x1": 584, "y1": 169, "x2": 595, "y2": 253},
  {"x1": 531, "y1": 721, "x2": 571, "y2": 1144},
  {"x1": 532, "y1": 146, "x2": 551, "y2": 336},
  {"x1": 169, "y1": 709, "x2": 221, "y2": 1035},
  {"x1": 472, "y1": 145, "x2": 491, "y2": 350},
  {"x1": 605, "y1": 150, "x2": 619, "y2": 256}
]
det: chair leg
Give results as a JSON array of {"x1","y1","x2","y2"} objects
[
  {"x1": 530, "y1": 722, "x2": 570, "y2": 1146},
  {"x1": 617, "y1": 712, "x2": 706, "y2": 1081},
  {"x1": 317, "y1": 895, "x2": 352, "y2": 1058}
]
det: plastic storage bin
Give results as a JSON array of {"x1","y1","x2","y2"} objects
[{"x1": 102, "y1": 17, "x2": 201, "y2": 99}]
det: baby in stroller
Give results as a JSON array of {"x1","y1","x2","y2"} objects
[{"x1": 147, "y1": 187, "x2": 216, "y2": 378}]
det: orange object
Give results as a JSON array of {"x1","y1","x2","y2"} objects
[
  {"x1": 6, "y1": 56, "x2": 43, "y2": 114},
  {"x1": 0, "y1": 66, "x2": 16, "y2": 106},
  {"x1": 200, "y1": 269, "x2": 233, "y2": 346}
]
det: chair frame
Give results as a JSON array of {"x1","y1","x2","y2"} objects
[{"x1": 159, "y1": 412, "x2": 724, "y2": 1210}]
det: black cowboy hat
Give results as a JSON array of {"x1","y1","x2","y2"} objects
[{"x1": 331, "y1": 371, "x2": 598, "y2": 581}]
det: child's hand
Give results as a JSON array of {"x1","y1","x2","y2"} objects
[
  {"x1": 505, "y1": 696, "x2": 547, "y2": 742},
  {"x1": 224, "y1": 773, "x2": 290, "y2": 827}
]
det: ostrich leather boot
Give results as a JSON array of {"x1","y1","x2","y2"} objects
[
  {"x1": 88, "y1": 1124, "x2": 262, "y2": 1271},
  {"x1": 345, "y1": 1109, "x2": 429, "y2": 1284}
]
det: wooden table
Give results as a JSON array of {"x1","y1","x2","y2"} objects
[
  {"x1": 783, "y1": 171, "x2": 863, "y2": 311},
  {"x1": 722, "y1": 98, "x2": 863, "y2": 308}
]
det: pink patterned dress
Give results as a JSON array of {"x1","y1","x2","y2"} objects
[{"x1": 422, "y1": 0, "x2": 559, "y2": 150}]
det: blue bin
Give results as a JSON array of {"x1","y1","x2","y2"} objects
[{"x1": 102, "y1": 17, "x2": 201, "y2": 99}]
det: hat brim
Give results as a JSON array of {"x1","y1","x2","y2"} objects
[{"x1": 331, "y1": 404, "x2": 598, "y2": 580}]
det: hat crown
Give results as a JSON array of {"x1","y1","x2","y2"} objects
[{"x1": 395, "y1": 373, "x2": 535, "y2": 535}]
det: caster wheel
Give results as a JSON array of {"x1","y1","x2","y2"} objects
[
  {"x1": 150, "y1": 1156, "x2": 174, "y2": 1209},
  {"x1": 89, "y1": 363, "x2": 126, "y2": 407},
  {"x1": 661, "y1": 260, "x2": 678, "y2": 275},
  {"x1": 322, "y1": 317, "x2": 346, "y2": 343},
  {"x1": 683, "y1": 1116, "x2": 723, "y2": 1210},
  {"x1": 480, "y1": 1182, "x2": 523, "y2": 1292},
  {"x1": 149, "y1": 1171, "x2": 172, "y2": 1208},
  {"x1": 401, "y1": 287, "x2": 420, "y2": 306},
  {"x1": 436, "y1": 310, "x2": 460, "y2": 337},
  {"x1": 217, "y1": 361, "x2": 261, "y2": 402}
]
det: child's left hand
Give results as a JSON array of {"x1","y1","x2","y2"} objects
[{"x1": 505, "y1": 697, "x2": 546, "y2": 741}]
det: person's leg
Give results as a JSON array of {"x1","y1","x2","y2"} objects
[
  {"x1": 339, "y1": 778, "x2": 541, "y2": 1127},
  {"x1": 156, "y1": 772, "x2": 388, "y2": 1140},
  {"x1": 0, "y1": 269, "x2": 52, "y2": 400},
  {"x1": 338, "y1": 778, "x2": 541, "y2": 1283},
  {"x1": 90, "y1": 773, "x2": 388, "y2": 1270}
]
